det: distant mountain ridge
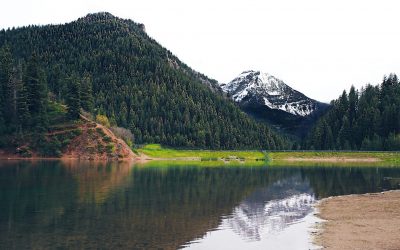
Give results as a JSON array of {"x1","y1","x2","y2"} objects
[
  {"x1": 221, "y1": 70, "x2": 324, "y2": 116},
  {"x1": 221, "y1": 70, "x2": 329, "y2": 136}
]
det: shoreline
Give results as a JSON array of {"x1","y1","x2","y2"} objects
[
  {"x1": 1, "y1": 150, "x2": 400, "y2": 165},
  {"x1": 313, "y1": 190, "x2": 400, "y2": 250},
  {"x1": 282, "y1": 157, "x2": 382, "y2": 163}
]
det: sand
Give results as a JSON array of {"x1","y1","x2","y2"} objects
[
  {"x1": 284, "y1": 157, "x2": 381, "y2": 163},
  {"x1": 314, "y1": 190, "x2": 400, "y2": 250}
]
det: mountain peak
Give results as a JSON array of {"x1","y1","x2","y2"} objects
[
  {"x1": 76, "y1": 12, "x2": 147, "y2": 33},
  {"x1": 82, "y1": 12, "x2": 116, "y2": 21},
  {"x1": 221, "y1": 70, "x2": 320, "y2": 117}
]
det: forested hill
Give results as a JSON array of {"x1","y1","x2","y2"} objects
[
  {"x1": 0, "y1": 12, "x2": 289, "y2": 149},
  {"x1": 306, "y1": 74, "x2": 400, "y2": 150}
]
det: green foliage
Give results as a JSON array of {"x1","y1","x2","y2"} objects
[
  {"x1": 307, "y1": 75, "x2": 400, "y2": 151},
  {"x1": 0, "y1": 13, "x2": 289, "y2": 150},
  {"x1": 96, "y1": 114, "x2": 110, "y2": 128},
  {"x1": 139, "y1": 144, "x2": 265, "y2": 161},
  {"x1": 103, "y1": 135, "x2": 112, "y2": 143},
  {"x1": 66, "y1": 74, "x2": 81, "y2": 120},
  {"x1": 80, "y1": 72, "x2": 94, "y2": 113},
  {"x1": 25, "y1": 53, "x2": 48, "y2": 130},
  {"x1": 106, "y1": 143, "x2": 115, "y2": 153}
]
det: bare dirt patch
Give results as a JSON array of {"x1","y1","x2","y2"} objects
[
  {"x1": 314, "y1": 190, "x2": 400, "y2": 250},
  {"x1": 284, "y1": 157, "x2": 382, "y2": 163},
  {"x1": 62, "y1": 122, "x2": 135, "y2": 161}
]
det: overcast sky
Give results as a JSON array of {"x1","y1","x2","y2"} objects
[{"x1": 1, "y1": 0, "x2": 400, "y2": 102}]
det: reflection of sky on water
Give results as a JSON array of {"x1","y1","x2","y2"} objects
[{"x1": 184, "y1": 175, "x2": 320, "y2": 250}]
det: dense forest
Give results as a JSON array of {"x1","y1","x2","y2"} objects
[
  {"x1": 3, "y1": 12, "x2": 399, "y2": 152},
  {"x1": 306, "y1": 74, "x2": 400, "y2": 150},
  {"x1": 0, "y1": 12, "x2": 289, "y2": 150},
  {"x1": 0, "y1": 45, "x2": 95, "y2": 155}
]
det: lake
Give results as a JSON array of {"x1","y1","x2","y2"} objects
[{"x1": 1, "y1": 160, "x2": 400, "y2": 249}]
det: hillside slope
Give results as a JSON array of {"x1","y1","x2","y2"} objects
[
  {"x1": 0, "y1": 12, "x2": 289, "y2": 149},
  {"x1": 60, "y1": 116, "x2": 135, "y2": 160},
  {"x1": 0, "y1": 106, "x2": 136, "y2": 160}
]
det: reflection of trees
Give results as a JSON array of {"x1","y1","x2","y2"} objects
[
  {"x1": 0, "y1": 160, "x2": 135, "y2": 249},
  {"x1": 0, "y1": 164, "x2": 286, "y2": 250},
  {"x1": 0, "y1": 160, "x2": 78, "y2": 227},
  {"x1": 299, "y1": 167, "x2": 400, "y2": 199}
]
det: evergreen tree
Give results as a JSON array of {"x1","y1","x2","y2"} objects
[
  {"x1": 66, "y1": 75, "x2": 81, "y2": 120},
  {"x1": 348, "y1": 85, "x2": 358, "y2": 125},
  {"x1": 80, "y1": 72, "x2": 94, "y2": 113},
  {"x1": 307, "y1": 74, "x2": 400, "y2": 151},
  {"x1": 0, "y1": 13, "x2": 291, "y2": 149},
  {"x1": 24, "y1": 53, "x2": 48, "y2": 130},
  {"x1": 15, "y1": 63, "x2": 30, "y2": 131},
  {"x1": 0, "y1": 45, "x2": 13, "y2": 127}
]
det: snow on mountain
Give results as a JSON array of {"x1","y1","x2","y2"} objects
[{"x1": 221, "y1": 70, "x2": 319, "y2": 117}]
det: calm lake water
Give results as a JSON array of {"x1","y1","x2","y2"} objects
[{"x1": 1, "y1": 161, "x2": 400, "y2": 250}]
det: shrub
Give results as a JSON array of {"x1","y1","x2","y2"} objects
[
  {"x1": 62, "y1": 138, "x2": 71, "y2": 148},
  {"x1": 103, "y1": 136, "x2": 112, "y2": 143},
  {"x1": 71, "y1": 128, "x2": 82, "y2": 137},
  {"x1": 110, "y1": 126, "x2": 134, "y2": 147},
  {"x1": 96, "y1": 114, "x2": 110, "y2": 127},
  {"x1": 106, "y1": 143, "x2": 115, "y2": 153},
  {"x1": 96, "y1": 127, "x2": 106, "y2": 136},
  {"x1": 97, "y1": 144, "x2": 105, "y2": 153}
]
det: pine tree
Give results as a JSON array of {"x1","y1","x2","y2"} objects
[
  {"x1": 80, "y1": 73, "x2": 94, "y2": 113},
  {"x1": 308, "y1": 74, "x2": 400, "y2": 151},
  {"x1": 0, "y1": 45, "x2": 13, "y2": 127},
  {"x1": 24, "y1": 53, "x2": 48, "y2": 130},
  {"x1": 15, "y1": 63, "x2": 30, "y2": 131},
  {"x1": 66, "y1": 75, "x2": 81, "y2": 120},
  {"x1": 348, "y1": 86, "x2": 358, "y2": 125}
]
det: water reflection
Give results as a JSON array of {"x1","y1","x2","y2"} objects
[
  {"x1": 185, "y1": 174, "x2": 317, "y2": 249},
  {"x1": 0, "y1": 162, "x2": 400, "y2": 250},
  {"x1": 228, "y1": 175, "x2": 316, "y2": 242}
]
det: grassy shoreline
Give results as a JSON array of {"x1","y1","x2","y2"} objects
[
  {"x1": 137, "y1": 144, "x2": 267, "y2": 161},
  {"x1": 2, "y1": 144, "x2": 400, "y2": 166},
  {"x1": 136, "y1": 144, "x2": 400, "y2": 166}
]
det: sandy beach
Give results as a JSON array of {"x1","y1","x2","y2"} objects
[{"x1": 315, "y1": 190, "x2": 400, "y2": 250}]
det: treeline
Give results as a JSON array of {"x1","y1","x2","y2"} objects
[
  {"x1": 0, "y1": 46, "x2": 93, "y2": 133},
  {"x1": 306, "y1": 74, "x2": 400, "y2": 150},
  {"x1": 0, "y1": 47, "x2": 49, "y2": 134},
  {"x1": 0, "y1": 12, "x2": 290, "y2": 149}
]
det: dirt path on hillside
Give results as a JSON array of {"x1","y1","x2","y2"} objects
[{"x1": 314, "y1": 190, "x2": 400, "y2": 250}]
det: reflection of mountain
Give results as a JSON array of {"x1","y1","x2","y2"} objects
[{"x1": 227, "y1": 175, "x2": 315, "y2": 241}]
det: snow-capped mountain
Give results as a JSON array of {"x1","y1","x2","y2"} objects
[
  {"x1": 221, "y1": 70, "x2": 329, "y2": 136},
  {"x1": 221, "y1": 70, "x2": 321, "y2": 116}
]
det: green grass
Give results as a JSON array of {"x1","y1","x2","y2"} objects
[
  {"x1": 138, "y1": 144, "x2": 266, "y2": 161},
  {"x1": 138, "y1": 159, "x2": 267, "y2": 168},
  {"x1": 137, "y1": 144, "x2": 400, "y2": 167}
]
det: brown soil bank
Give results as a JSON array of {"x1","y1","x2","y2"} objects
[
  {"x1": 315, "y1": 190, "x2": 400, "y2": 250},
  {"x1": 61, "y1": 121, "x2": 135, "y2": 160}
]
